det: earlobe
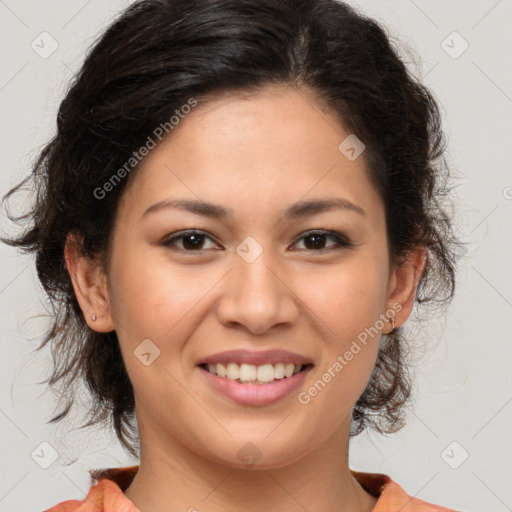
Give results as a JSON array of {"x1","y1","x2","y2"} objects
[
  {"x1": 386, "y1": 244, "x2": 427, "y2": 332},
  {"x1": 64, "y1": 233, "x2": 116, "y2": 332}
]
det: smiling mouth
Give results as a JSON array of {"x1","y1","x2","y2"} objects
[{"x1": 198, "y1": 362, "x2": 314, "y2": 385}]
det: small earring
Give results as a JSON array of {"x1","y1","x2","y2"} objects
[
  {"x1": 391, "y1": 316, "x2": 395, "y2": 331},
  {"x1": 91, "y1": 314, "x2": 97, "y2": 321}
]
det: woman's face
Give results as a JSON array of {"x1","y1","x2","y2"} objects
[{"x1": 71, "y1": 84, "x2": 421, "y2": 468}]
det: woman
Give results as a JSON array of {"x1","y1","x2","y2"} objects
[{"x1": 2, "y1": 0, "x2": 459, "y2": 510}]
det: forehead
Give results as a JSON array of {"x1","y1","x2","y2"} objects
[{"x1": 119, "y1": 85, "x2": 382, "y2": 223}]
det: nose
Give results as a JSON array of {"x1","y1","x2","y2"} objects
[{"x1": 216, "y1": 250, "x2": 299, "y2": 335}]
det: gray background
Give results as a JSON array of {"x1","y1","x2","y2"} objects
[{"x1": 1, "y1": 1, "x2": 511, "y2": 511}]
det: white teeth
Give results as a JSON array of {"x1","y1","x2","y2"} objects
[
  {"x1": 274, "y1": 363, "x2": 285, "y2": 379},
  {"x1": 284, "y1": 363, "x2": 295, "y2": 378},
  {"x1": 256, "y1": 364, "x2": 275, "y2": 382},
  {"x1": 226, "y1": 362, "x2": 239, "y2": 380},
  {"x1": 217, "y1": 363, "x2": 227, "y2": 378},
  {"x1": 239, "y1": 363, "x2": 256, "y2": 381},
  {"x1": 204, "y1": 362, "x2": 304, "y2": 383}
]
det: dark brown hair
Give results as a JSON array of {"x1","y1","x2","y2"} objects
[{"x1": 2, "y1": 0, "x2": 458, "y2": 457}]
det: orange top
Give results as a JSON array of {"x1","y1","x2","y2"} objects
[{"x1": 45, "y1": 466, "x2": 456, "y2": 511}]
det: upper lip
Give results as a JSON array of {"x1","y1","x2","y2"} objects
[{"x1": 198, "y1": 349, "x2": 313, "y2": 367}]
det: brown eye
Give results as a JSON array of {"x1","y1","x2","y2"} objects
[
  {"x1": 293, "y1": 230, "x2": 352, "y2": 251},
  {"x1": 162, "y1": 230, "x2": 219, "y2": 251}
]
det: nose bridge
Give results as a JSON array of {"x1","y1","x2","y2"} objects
[
  {"x1": 235, "y1": 248, "x2": 279, "y2": 301},
  {"x1": 217, "y1": 241, "x2": 298, "y2": 333}
]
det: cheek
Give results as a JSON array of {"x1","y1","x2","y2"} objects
[
  {"x1": 299, "y1": 256, "x2": 386, "y2": 401},
  {"x1": 109, "y1": 255, "x2": 209, "y2": 408},
  {"x1": 302, "y1": 256, "x2": 388, "y2": 336},
  {"x1": 108, "y1": 248, "x2": 213, "y2": 339}
]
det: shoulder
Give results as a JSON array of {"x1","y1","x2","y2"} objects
[
  {"x1": 351, "y1": 470, "x2": 459, "y2": 512},
  {"x1": 44, "y1": 466, "x2": 139, "y2": 512},
  {"x1": 45, "y1": 466, "x2": 460, "y2": 512}
]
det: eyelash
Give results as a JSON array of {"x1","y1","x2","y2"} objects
[{"x1": 161, "y1": 229, "x2": 353, "y2": 253}]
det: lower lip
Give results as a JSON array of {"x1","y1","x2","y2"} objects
[{"x1": 197, "y1": 365, "x2": 313, "y2": 406}]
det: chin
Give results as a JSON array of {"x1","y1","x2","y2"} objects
[{"x1": 199, "y1": 434, "x2": 312, "y2": 470}]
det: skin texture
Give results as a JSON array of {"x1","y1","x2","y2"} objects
[{"x1": 65, "y1": 84, "x2": 426, "y2": 512}]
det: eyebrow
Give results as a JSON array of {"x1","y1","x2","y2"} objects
[{"x1": 141, "y1": 197, "x2": 366, "y2": 220}]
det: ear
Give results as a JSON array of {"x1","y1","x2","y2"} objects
[
  {"x1": 64, "y1": 232, "x2": 116, "y2": 332},
  {"x1": 385, "y1": 244, "x2": 427, "y2": 332}
]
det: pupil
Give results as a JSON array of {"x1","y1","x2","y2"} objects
[
  {"x1": 183, "y1": 234, "x2": 203, "y2": 250},
  {"x1": 306, "y1": 234, "x2": 325, "y2": 249}
]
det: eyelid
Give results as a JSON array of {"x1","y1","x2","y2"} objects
[
  {"x1": 161, "y1": 229, "x2": 221, "y2": 250},
  {"x1": 291, "y1": 229, "x2": 353, "y2": 250},
  {"x1": 161, "y1": 228, "x2": 353, "y2": 253}
]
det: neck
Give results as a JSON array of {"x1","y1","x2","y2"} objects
[{"x1": 123, "y1": 414, "x2": 377, "y2": 512}]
